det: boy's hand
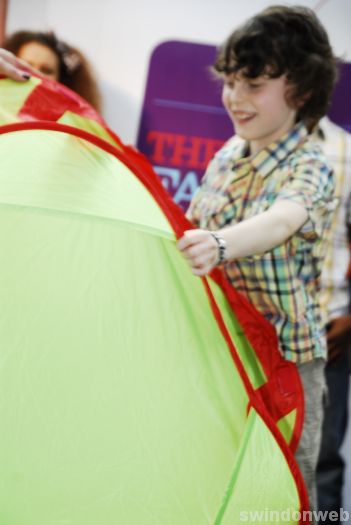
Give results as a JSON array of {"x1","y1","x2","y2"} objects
[
  {"x1": 177, "y1": 229, "x2": 219, "y2": 276},
  {"x1": 0, "y1": 48, "x2": 31, "y2": 81}
]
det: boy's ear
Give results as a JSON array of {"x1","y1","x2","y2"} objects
[
  {"x1": 296, "y1": 92, "x2": 312, "y2": 108},
  {"x1": 285, "y1": 82, "x2": 311, "y2": 110}
]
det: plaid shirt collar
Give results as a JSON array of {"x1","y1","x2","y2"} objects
[{"x1": 232, "y1": 121, "x2": 309, "y2": 179}]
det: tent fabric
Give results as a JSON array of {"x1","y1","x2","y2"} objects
[
  {"x1": 0, "y1": 76, "x2": 309, "y2": 523},
  {"x1": 0, "y1": 75, "x2": 305, "y2": 450}
]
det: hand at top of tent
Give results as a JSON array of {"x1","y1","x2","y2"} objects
[{"x1": 0, "y1": 48, "x2": 32, "y2": 81}]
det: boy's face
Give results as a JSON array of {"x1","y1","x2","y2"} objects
[{"x1": 221, "y1": 71, "x2": 298, "y2": 155}]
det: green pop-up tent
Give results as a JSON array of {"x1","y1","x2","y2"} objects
[{"x1": 0, "y1": 76, "x2": 309, "y2": 524}]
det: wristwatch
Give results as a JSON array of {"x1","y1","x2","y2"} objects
[{"x1": 210, "y1": 232, "x2": 227, "y2": 265}]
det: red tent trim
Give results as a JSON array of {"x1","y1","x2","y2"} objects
[{"x1": 0, "y1": 121, "x2": 309, "y2": 520}]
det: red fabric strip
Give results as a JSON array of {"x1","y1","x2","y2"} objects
[{"x1": 0, "y1": 120, "x2": 308, "y2": 516}]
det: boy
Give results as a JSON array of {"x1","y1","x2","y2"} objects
[{"x1": 178, "y1": 5, "x2": 337, "y2": 514}]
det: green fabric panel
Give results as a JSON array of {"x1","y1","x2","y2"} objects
[
  {"x1": 59, "y1": 111, "x2": 122, "y2": 148},
  {"x1": 217, "y1": 409, "x2": 300, "y2": 525},
  {"x1": 277, "y1": 409, "x2": 297, "y2": 445},
  {"x1": 0, "y1": 77, "x2": 40, "y2": 125},
  {"x1": 208, "y1": 279, "x2": 267, "y2": 389},
  {"x1": 0, "y1": 128, "x2": 302, "y2": 523},
  {"x1": 0, "y1": 206, "x2": 249, "y2": 524},
  {"x1": 0, "y1": 129, "x2": 173, "y2": 239}
]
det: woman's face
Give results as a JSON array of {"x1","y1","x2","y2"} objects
[{"x1": 17, "y1": 41, "x2": 60, "y2": 80}]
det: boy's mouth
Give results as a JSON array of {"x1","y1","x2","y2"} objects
[{"x1": 232, "y1": 111, "x2": 256, "y2": 124}]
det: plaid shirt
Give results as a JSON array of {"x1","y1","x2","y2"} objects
[
  {"x1": 315, "y1": 118, "x2": 351, "y2": 322},
  {"x1": 187, "y1": 123, "x2": 336, "y2": 363}
]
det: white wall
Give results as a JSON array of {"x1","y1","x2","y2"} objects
[
  {"x1": 6, "y1": 0, "x2": 351, "y2": 144},
  {"x1": 6, "y1": 0, "x2": 351, "y2": 512}
]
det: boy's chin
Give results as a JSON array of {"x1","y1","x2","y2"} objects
[{"x1": 234, "y1": 129, "x2": 253, "y2": 141}]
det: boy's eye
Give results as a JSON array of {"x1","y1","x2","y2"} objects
[{"x1": 248, "y1": 82, "x2": 263, "y2": 89}]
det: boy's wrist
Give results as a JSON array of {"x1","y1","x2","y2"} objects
[{"x1": 210, "y1": 232, "x2": 227, "y2": 265}]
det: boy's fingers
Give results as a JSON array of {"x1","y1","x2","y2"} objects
[
  {"x1": 192, "y1": 263, "x2": 212, "y2": 277},
  {"x1": 177, "y1": 230, "x2": 197, "y2": 251},
  {"x1": 183, "y1": 242, "x2": 208, "y2": 259},
  {"x1": 183, "y1": 247, "x2": 217, "y2": 273},
  {"x1": 177, "y1": 229, "x2": 213, "y2": 251}
]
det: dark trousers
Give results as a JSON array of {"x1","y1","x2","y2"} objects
[{"x1": 317, "y1": 349, "x2": 350, "y2": 522}]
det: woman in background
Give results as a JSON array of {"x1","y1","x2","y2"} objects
[{"x1": 4, "y1": 30, "x2": 101, "y2": 111}]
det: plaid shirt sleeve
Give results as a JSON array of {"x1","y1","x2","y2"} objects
[{"x1": 276, "y1": 148, "x2": 336, "y2": 241}]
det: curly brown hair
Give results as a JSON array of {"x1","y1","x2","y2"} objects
[
  {"x1": 214, "y1": 5, "x2": 338, "y2": 129},
  {"x1": 3, "y1": 30, "x2": 101, "y2": 111}
]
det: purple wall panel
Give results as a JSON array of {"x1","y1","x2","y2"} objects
[{"x1": 137, "y1": 40, "x2": 351, "y2": 210}]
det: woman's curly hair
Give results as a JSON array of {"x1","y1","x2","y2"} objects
[
  {"x1": 3, "y1": 30, "x2": 101, "y2": 111},
  {"x1": 214, "y1": 5, "x2": 338, "y2": 129}
]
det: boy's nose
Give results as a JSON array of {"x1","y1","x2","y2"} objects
[{"x1": 228, "y1": 84, "x2": 245, "y2": 105}]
